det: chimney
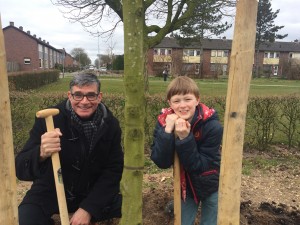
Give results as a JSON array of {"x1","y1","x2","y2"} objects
[
  {"x1": 43, "y1": 40, "x2": 45, "y2": 42},
  {"x1": 9, "y1": 21, "x2": 14, "y2": 26},
  {"x1": 294, "y1": 39, "x2": 299, "y2": 43},
  {"x1": 19, "y1": 26, "x2": 23, "y2": 31},
  {"x1": 39, "y1": 37, "x2": 41, "y2": 40},
  {"x1": 222, "y1": 36, "x2": 226, "y2": 40},
  {"x1": 33, "y1": 34, "x2": 36, "y2": 38},
  {"x1": 27, "y1": 31, "x2": 31, "y2": 35},
  {"x1": 47, "y1": 42, "x2": 49, "y2": 45}
]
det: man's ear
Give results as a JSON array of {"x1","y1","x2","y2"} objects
[
  {"x1": 67, "y1": 91, "x2": 72, "y2": 100},
  {"x1": 97, "y1": 92, "x2": 103, "y2": 102}
]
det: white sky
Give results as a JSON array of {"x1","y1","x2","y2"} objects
[{"x1": 1, "y1": 0, "x2": 300, "y2": 63}]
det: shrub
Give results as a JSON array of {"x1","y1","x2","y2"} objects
[
  {"x1": 8, "y1": 70, "x2": 60, "y2": 91},
  {"x1": 10, "y1": 93, "x2": 300, "y2": 154}
]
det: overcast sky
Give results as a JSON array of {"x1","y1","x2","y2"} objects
[{"x1": 1, "y1": 0, "x2": 300, "y2": 63}]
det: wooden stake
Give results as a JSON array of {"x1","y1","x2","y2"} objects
[
  {"x1": 0, "y1": 16, "x2": 19, "y2": 224},
  {"x1": 173, "y1": 152, "x2": 181, "y2": 225},
  {"x1": 217, "y1": 1, "x2": 258, "y2": 225}
]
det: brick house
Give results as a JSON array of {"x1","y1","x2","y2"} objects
[
  {"x1": 148, "y1": 37, "x2": 300, "y2": 78},
  {"x1": 3, "y1": 22, "x2": 77, "y2": 72}
]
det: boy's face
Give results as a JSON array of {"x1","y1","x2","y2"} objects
[{"x1": 168, "y1": 93, "x2": 200, "y2": 122}]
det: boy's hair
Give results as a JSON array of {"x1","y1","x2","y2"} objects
[
  {"x1": 166, "y1": 76, "x2": 200, "y2": 100},
  {"x1": 70, "y1": 73, "x2": 101, "y2": 93}
]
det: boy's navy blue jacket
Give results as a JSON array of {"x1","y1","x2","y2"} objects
[
  {"x1": 15, "y1": 100, "x2": 124, "y2": 219},
  {"x1": 151, "y1": 103, "x2": 223, "y2": 202}
]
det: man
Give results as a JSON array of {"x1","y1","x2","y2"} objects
[{"x1": 16, "y1": 73, "x2": 124, "y2": 225}]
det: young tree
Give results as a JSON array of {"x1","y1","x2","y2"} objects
[
  {"x1": 70, "y1": 47, "x2": 91, "y2": 69},
  {"x1": 113, "y1": 55, "x2": 124, "y2": 70},
  {"x1": 51, "y1": 1, "x2": 234, "y2": 224},
  {"x1": 254, "y1": 0, "x2": 288, "y2": 77}
]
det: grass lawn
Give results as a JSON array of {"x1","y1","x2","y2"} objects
[{"x1": 36, "y1": 75, "x2": 300, "y2": 97}]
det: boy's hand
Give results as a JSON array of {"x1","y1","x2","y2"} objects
[
  {"x1": 165, "y1": 114, "x2": 179, "y2": 133},
  {"x1": 175, "y1": 118, "x2": 191, "y2": 140}
]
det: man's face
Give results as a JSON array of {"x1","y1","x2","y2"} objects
[
  {"x1": 68, "y1": 84, "x2": 102, "y2": 119},
  {"x1": 168, "y1": 93, "x2": 199, "y2": 122}
]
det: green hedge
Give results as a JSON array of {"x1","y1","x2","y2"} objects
[
  {"x1": 8, "y1": 70, "x2": 60, "y2": 91},
  {"x1": 10, "y1": 93, "x2": 300, "y2": 154}
]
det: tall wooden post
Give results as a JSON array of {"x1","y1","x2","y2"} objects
[
  {"x1": 217, "y1": 0, "x2": 258, "y2": 224},
  {"x1": 0, "y1": 17, "x2": 19, "y2": 224}
]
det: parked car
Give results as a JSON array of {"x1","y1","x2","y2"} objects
[
  {"x1": 88, "y1": 65, "x2": 95, "y2": 71},
  {"x1": 100, "y1": 67, "x2": 107, "y2": 72}
]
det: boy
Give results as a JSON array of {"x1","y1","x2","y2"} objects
[{"x1": 151, "y1": 76, "x2": 223, "y2": 225}]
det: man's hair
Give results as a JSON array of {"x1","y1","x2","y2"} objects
[
  {"x1": 69, "y1": 73, "x2": 101, "y2": 93},
  {"x1": 166, "y1": 76, "x2": 199, "y2": 100}
]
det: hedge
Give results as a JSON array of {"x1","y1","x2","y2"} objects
[{"x1": 10, "y1": 92, "x2": 300, "y2": 154}]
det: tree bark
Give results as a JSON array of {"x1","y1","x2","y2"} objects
[
  {"x1": 120, "y1": 1, "x2": 145, "y2": 224},
  {"x1": 217, "y1": 0, "x2": 258, "y2": 224},
  {"x1": 0, "y1": 18, "x2": 18, "y2": 225}
]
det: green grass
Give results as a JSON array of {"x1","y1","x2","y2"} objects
[{"x1": 36, "y1": 76, "x2": 300, "y2": 97}]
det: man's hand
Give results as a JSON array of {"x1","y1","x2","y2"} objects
[
  {"x1": 165, "y1": 114, "x2": 179, "y2": 133},
  {"x1": 70, "y1": 208, "x2": 92, "y2": 225},
  {"x1": 174, "y1": 118, "x2": 191, "y2": 140},
  {"x1": 39, "y1": 128, "x2": 62, "y2": 161}
]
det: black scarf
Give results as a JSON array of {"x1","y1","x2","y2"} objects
[{"x1": 68, "y1": 100, "x2": 103, "y2": 150}]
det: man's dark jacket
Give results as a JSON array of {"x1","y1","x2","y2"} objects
[{"x1": 15, "y1": 99, "x2": 124, "y2": 219}]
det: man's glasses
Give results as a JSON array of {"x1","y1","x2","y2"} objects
[{"x1": 71, "y1": 92, "x2": 99, "y2": 101}]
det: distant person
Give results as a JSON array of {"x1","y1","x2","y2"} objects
[
  {"x1": 151, "y1": 76, "x2": 223, "y2": 225},
  {"x1": 15, "y1": 73, "x2": 124, "y2": 225},
  {"x1": 163, "y1": 67, "x2": 168, "y2": 82}
]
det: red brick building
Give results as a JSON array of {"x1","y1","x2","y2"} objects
[
  {"x1": 3, "y1": 22, "x2": 77, "y2": 72},
  {"x1": 148, "y1": 37, "x2": 300, "y2": 78}
]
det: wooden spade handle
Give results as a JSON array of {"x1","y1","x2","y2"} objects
[{"x1": 36, "y1": 109, "x2": 69, "y2": 225}]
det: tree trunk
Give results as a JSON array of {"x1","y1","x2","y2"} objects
[
  {"x1": 217, "y1": 0, "x2": 258, "y2": 224},
  {"x1": 120, "y1": 1, "x2": 145, "y2": 225},
  {"x1": 0, "y1": 18, "x2": 18, "y2": 225}
]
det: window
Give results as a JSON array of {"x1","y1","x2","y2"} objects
[
  {"x1": 24, "y1": 58, "x2": 31, "y2": 65},
  {"x1": 154, "y1": 49, "x2": 158, "y2": 55},
  {"x1": 211, "y1": 50, "x2": 216, "y2": 57},
  {"x1": 183, "y1": 50, "x2": 189, "y2": 56},
  {"x1": 196, "y1": 50, "x2": 201, "y2": 56},
  {"x1": 168, "y1": 49, "x2": 172, "y2": 55},
  {"x1": 264, "y1": 52, "x2": 269, "y2": 58},
  {"x1": 223, "y1": 50, "x2": 229, "y2": 57},
  {"x1": 264, "y1": 52, "x2": 279, "y2": 58},
  {"x1": 217, "y1": 51, "x2": 222, "y2": 57},
  {"x1": 189, "y1": 50, "x2": 194, "y2": 56},
  {"x1": 211, "y1": 64, "x2": 217, "y2": 71},
  {"x1": 160, "y1": 49, "x2": 166, "y2": 55}
]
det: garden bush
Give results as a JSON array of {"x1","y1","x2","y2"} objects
[
  {"x1": 8, "y1": 70, "x2": 60, "y2": 91},
  {"x1": 10, "y1": 92, "x2": 300, "y2": 154}
]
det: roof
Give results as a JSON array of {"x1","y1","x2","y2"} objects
[
  {"x1": 154, "y1": 37, "x2": 300, "y2": 52},
  {"x1": 3, "y1": 23, "x2": 59, "y2": 51}
]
